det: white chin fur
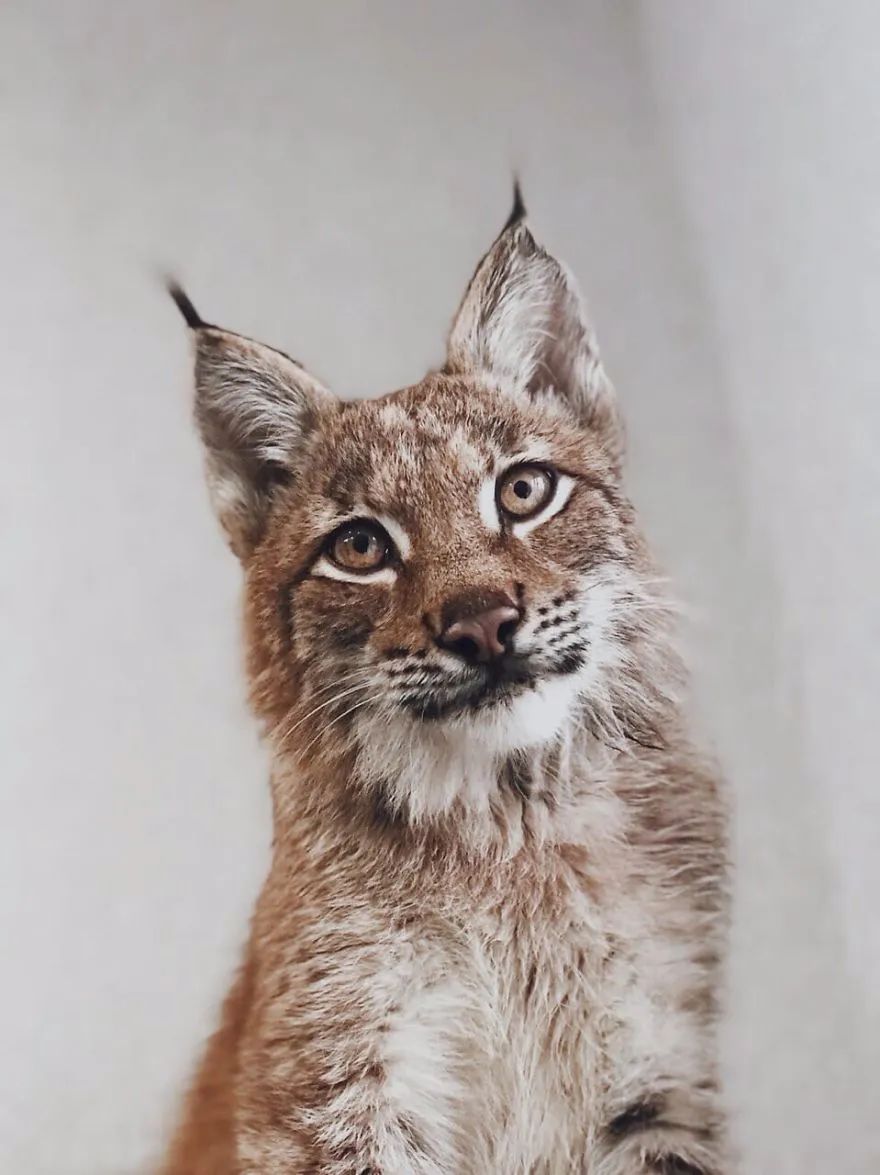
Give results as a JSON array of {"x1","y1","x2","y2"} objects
[
  {"x1": 454, "y1": 675, "x2": 579, "y2": 754},
  {"x1": 354, "y1": 676, "x2": 581, "y2": 822}
]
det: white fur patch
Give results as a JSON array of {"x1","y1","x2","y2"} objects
[
  {"x1": 497, "y1": 677, "x2": 580, "y2": 749},
  {"x1": 381, "y1": 978, "x2": 469, "y2": 1171},
  {"x1": 377, "y1": 402, "x2": 410, "y2": 429},
  {"x1": 477, "y1": 476, "x2": 500, "y2": 533},
  {"x1": 373, "y1": 512, "x2": 412, "y2": 560},
  {"x1": 354, "y1": 674, "x2": 580, "y2": 825},
  {"x1": 446, "y1": 425, "x2": 487, "y2": 473},
  {"x1": 312, "y1": 556, "x2": 397, "y2": 586}
]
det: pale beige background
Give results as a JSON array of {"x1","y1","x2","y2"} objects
[{"x1": 2, "y1": 3, "x2": 878, "y2": 1173}]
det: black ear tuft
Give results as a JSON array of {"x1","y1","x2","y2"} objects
[
  {"x1": 503, "y1": 177, "x2": 527, "y2": 231},
  {"x1": 167, "y1": 279, "x2": 208, "y2": 330},
  {"x1": 447, "y1": 180, "x2": 623, "y2": 468}
]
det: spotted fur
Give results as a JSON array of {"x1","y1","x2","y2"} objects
[{"x1": 162, "y1": 195, "x2": 729, "y2": 1174}]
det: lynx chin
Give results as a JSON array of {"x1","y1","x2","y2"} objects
[{"x1": 161, "y1": 187, "x2": 729, "y2": 1175}]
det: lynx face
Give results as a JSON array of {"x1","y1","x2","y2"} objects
[
  {"x1": 174, "y1": 193, "x2": 668, "y2": 818},
  {"x1": 250, "y1": 377, "x2": 639, "y2": 756}
]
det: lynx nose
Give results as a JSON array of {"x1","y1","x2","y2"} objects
[{"x1": 437, "y1": 591, "x2": 521, "y2": 664}]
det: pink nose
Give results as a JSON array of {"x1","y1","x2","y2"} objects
[{"x1": 438, "y1": 603, "x2": 521, "y2": 664}]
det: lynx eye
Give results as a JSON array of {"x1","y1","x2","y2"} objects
[
  {"x1": 497, "y1": 464, "x2": 555, "y2": 520},
  {"x1": 327, "y1": 521, "x2": 390, "y2": 573}
]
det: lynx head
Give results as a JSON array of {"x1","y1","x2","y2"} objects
[{"x1": 172, "y1": 189, "x2": 675, "y2": 824}]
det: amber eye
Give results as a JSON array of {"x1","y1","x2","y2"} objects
[
  {"x1": 497, "y1": 464, "x2": 556, "y2": 520},
  {"x1": 328, "y1": 521, "x2": 390, "y2": 573}
]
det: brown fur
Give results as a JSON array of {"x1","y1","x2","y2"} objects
[{"x1": 161, "y1": 200, "x2": 729, "y2": 1173}]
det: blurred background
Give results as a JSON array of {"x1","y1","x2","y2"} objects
[{"x1": 2, "y1": 2, "x2": 878, "y2": 1172}]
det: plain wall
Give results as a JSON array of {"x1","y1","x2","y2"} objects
[{"x1": 1, "y1": 3, "x2": 876, "y2": 1172}]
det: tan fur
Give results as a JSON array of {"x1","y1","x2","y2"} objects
[{"x1": 162, "y1": 203, "x2": 729, "y2": 1173}]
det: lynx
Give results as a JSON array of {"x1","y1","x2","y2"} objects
[{"x1": 161, "y1": 188, "x2": 728, "y2": 1174}]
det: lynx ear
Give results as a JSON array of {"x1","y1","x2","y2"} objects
[
  {"x1": 446, "y1": 187, "x2": 622, "y2": 467},
  {"x1": 169, "y1": 284, "x2": 335, "y2": 559}
]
